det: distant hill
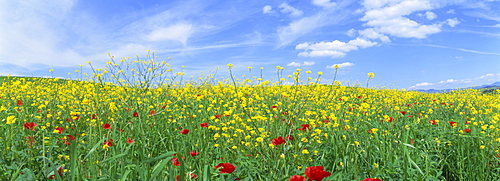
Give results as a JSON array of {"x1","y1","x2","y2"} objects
[{"x1": 415, "y1": 81, "x2": 500, "y2": 93}]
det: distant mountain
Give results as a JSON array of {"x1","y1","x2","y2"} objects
[
  {"x1": 415, "y1": 81, "x2": 500, "y2": 93},
  {"x1": 474, "y1": 81, "x2": 500, "y2": 89}
]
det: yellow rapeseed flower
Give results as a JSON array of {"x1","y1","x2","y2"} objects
[{"x1": 5, "y1": 116, "x2": 16, "y2": 124}]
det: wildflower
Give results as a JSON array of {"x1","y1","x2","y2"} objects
[
  {"x1": 286, "y1": 135, "x2": 294, "y2": 141},
  {"x1": 5, "y1": 116, "x2": 16, "y2": 124},
  {"x1": 367, "y1": 72, "x2": 375, "y2": 78},
  {"x1": 190, "y1": 151, "x2": 199, "y2": 157},
  {"x1": 215, "y1": 163, "x2": 236, "y2": 173},
  {"x1": 429, "y1": 120, "x2": 437, "y2": 125},
  {"x1": 272, "y1": 136, "x2": 286, "y2": 146},
  {"x1": 127, "y1": 138, "x2": 135, "y2": 144},
  {"x1": 103, "y1": 139, "x2": 113, "y2": 149},
  {"x1": 305, "y1": 166, "x2": 331, "y2": 181},
  {"x1": 289, "y1": 175, "x2": 306, "y2": 181},
  {"x1": 172, "y1": 157, "x2": 180, "y2": 166},
  {"x1": 149, "y1": 110, "x2": 157, "y2": 116},
  {"x1": 368, "y1": 128, "x2": 379, "y2": 134},
  {"x1": 448, "y1": 121, "x2": 457, "y2": 127},
  {"x1": 17, "y1": 100, "x2": 23, "y2": 106},
  {"x1": 298, "y1": 124, "x2": 310, "y2": 131},
  {"x1": 102, "y1": 123, "x2": 112, "y2": 129},
  {"x1": 67, "y1": 135, "x2": 74, "y2": 141},
  {"x1": 180, "y1": 129, "x2": 190, "y2": 135},
  {"x1": 302, "y1": 149, "x2": 309, "y2": 154},
  {"x1": 23, "y1": 122, "x2": 37, "y2": 131},
  {"x1": 363, "y1": 178, "x2": 381, "y2": 181},
  {"x1": 133, "y1": 112, "x2": 139, "y2": 117},
  {"x1": 400, "y1": 111, "x2": 406, "y2": 115},
  {"x1": 200, "y1": 122, "x2": 208, "y2": 128},
  {"x1": 464, "y1": 128, "x2": 471, "y2": 133},
  {"x1": 54, "y1": 127, "x2": 64, "y2": 134},
  {"x1": 48, "y1": 167, "x2": 63, "y2": 179}
]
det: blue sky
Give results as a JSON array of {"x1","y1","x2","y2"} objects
[{"x1": 0, "y1": 0, "x2": 499, "y2": 90}]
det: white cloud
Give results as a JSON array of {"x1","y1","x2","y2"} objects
[
  {"x1": 438, "y1": 79, "x2": 459, "y2": 84},
  {"x1": 446, "y1": 9, "x2": 455, "y2": 14},
  {"x1": 360, "y1": 0, "x2": 443, "y2": 39},
  {"x1": 346, "y1": 29, "x2": 357, "y2": 37},
  {"x1": 326, "y1": 62, "x2": 355, "y2": 68},
  {"x1": 287, "y1": 61, "x2": 315, "y2": 67},
  {"x1": 279, "y1": 3, "x2": 303, "y2": 17},
  {"x1": 358, "y1": 28, "x2": 391, "y2": 42},
  {"x1": 412, "y1": 82, "x2": 434, "y2": 87},
  {"x1": 446, "y1": 18, "x2": 460, "y2": 27},
  {"x1": 144, "y1": 23, "x2": 192, "y2": 45},
  {"x1": 425, "y1": 11, "x2": 437, "y2": 20},
  {"x1": 263, "y1": 5, "x2": 273, "y2": 14},
  {"x1": 296, "y1": 38, "x2": 378, "y2": 58},
  {"x1": 312, "y1": 0, "x2": 336, "y2": 9}
]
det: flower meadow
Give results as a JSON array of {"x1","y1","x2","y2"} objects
[{"x1": 1, "y1": 52, "x2": 499, "y2": 180}]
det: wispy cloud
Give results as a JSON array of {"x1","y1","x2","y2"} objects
[
  {"x1": 263, "y1": 5, "x2": 273, "y2": 14},
  {"x1": 421, "y1": 44, "x2": 500, "y2": 55},
  {"x1": 287, "y1": 61, "x2": 315, "y2": 67},
  {"x1": 326, "y1": 62, "x2": 355, "y2": 68},
  {"x1": 296, "y1": 38, "x2": 378, "y2": 58},
  {"x1": 279, "y1": 2, "x2": 303, "y2": 17},
  {"x1": 409, "y1": 73, "x2": 500, "y2": 90},
  {"x1": 276, "y1": 1, "x2": 353, "y2": 47}
]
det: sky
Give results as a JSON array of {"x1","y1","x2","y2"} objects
[{"x1": 0, "y1": 0, "x2": 499, "y2": 90}]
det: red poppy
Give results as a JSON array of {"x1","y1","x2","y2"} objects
[
  {"x1": 363, "y1": 178, "x2": 381, "y2": 181},
  {"x1": 272, "y1": 106, "x2": 278, "y2": 109},
  {"x1": 215, "y1": 163, "x2": 236, "y2": 173},
  {"x1": 286, "y1": 135, "x2": 294, "y2": 141},
  {"x1": 91, "y1": 114, "x2": 98, "y2": 119},
  {"x1": 200, "y1": 123, "x2": 208, "y2": 128},
  {"x1": 23, "y1": 122, "x2": 37, "y2": 131},
  {"x1": 289, "y1": 175, "x2": 306, "y2": 181},
  {"x1": 127, "y1": 138, "x2": 135, "y2": 144},
  {"x1": 304, "y1": 166, "x2": 331, "y2": 181},
  {"x1": 17, "y1": 100, "x2": 23, "y2": 106},
  {"x1": 191, "y1": 173, "x2": 198, "y2": 179},
  {"x1": 190, "y1": 151, "x2": 199, "y2": 157},
  {"x1": 149, "y1": 110, "x2": 157, "y2": 116},
  {"x1": 180, "y1": 129, "x2": 190, "y2": 135},
  {"x1": 387, "y1": 117, "x2": 394, "y2": 123},
  {"x1": 449, "y1": 121, "x2": 457, "y2": 127},
  {"x1": 104, "y1": 139, "x2": 113, "y2": 147},
  {"x1": 215, "y1": 114, "x2": 221, "y2": 119},
  {"x1": 297, "y1": 124, "x2": 310, "y2": 131},
  {"x1": 67, "y1": 135, "x2": 74, "y2": 141},
  {"x1": 55, "y1": 127, "x2": 64, "y2": 134},
  {"x1": 464, "y1": 128, "x2": 471, "y2": 133},
  {"x1": 429, "y1": 120, "x2": 437, "y2": 125},
  {"x1": 400, "y1": 111, "x2": 407, "y2": 115},
  {"x1": 102, "y1": 123, "x2": 112, "y2": 129},
  {"x1": 48, "y1": 167, "x2": 63, "y2": 179},
  {"x1": 172, "y1": 157, "x2": 180, "y2": 166},
  {"x1": 272, "y1": 136, "x2": 286, "y2": 146},
  {"x1": 133, "y1": 112, "x2": 139, "y2": 117}
]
